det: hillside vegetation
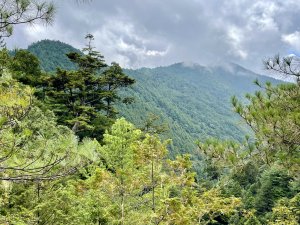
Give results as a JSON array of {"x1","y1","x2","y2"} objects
[
  {"x1": 1, "y1": 1, "x2": 299, "y2": 224},
  {"x1": 28, "y1": 40, "x2": 80, "y2": 72},
  {"x1": 2, "y1": 43, "x2": 298, "y2": 224},
  {"x1": 27, "y1": 40, "x2": 281, "y2": 156}
]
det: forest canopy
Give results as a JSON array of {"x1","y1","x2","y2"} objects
[{"x1": 0, "y1": 0, "x2": 299, "y2": 224}]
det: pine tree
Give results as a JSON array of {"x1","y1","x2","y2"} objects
[
  {"x1": 0, "y1": 0, "x2": 54, "y2": 46},
  {"x1": 99, "y1": 118, "x2": 142, "y2": 225},
  {"x1": 0, "y1": 74, "x2": 98, "y2": 182},
  {"x1": 101, "y1": 62, "x2": 135, "y2": 118},
  {"x1": 43, "y1": 34, "x2": 135, "y2": 140}
]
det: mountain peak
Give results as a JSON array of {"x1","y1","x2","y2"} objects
[
  {"x1": 168, "y1": 61, "x2": 205, "y2": 69},
  {"x1": 27, "y1": 39, "x2": 81, "y2": 72}
]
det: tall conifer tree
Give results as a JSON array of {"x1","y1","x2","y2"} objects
[{"x1": 43, "y1": 34, "x2": 135, "y2": 140}]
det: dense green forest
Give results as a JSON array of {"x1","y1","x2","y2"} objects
[
  {"x1": 119, "y1": 64, "x2": 282, "y2": 155},
  {"x1": 27, "y1": 40, "x2": 281, "y2": 156},
  {"x1": 27, "y1": 40, "x2": 81, "y2": 72},
  {"x1": 0, "y1": 1, "x2": 299, "y2": 224}
]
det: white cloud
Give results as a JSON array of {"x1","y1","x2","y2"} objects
[
  {"x1": 146, "y1": 49, "x2": 168, "y2": 56},
  {"x1": 5, "y1": 0, "x2": 300, "y2": 72},
  {"x1": 93, "y1": 19, "x2": 170, "y2": 68},
  {"x1": 227, "y1": 26, "x2": 248, "y2": 59},
  {"x1": 22, "y1": 23, "x2": 83, "y2": 49},
  {"x1": 246, "y1": 1, "x2": 279, "y2": 31},
  {"x1": 281, "y1": 31, "x2": 300, "y2": 50}
]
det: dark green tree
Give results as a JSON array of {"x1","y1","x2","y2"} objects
[
  {"x1": 43, "y1": 34, "x2": 135, "y2": 140},
  {"x1": 9, "y1": 49, "x2": 43, "y2": 86},
  {"x1": 101, "y1": 62, "x2": 135, "y2": 117},
  {"x1": 255, "y1": 167, "x2": 293, "y2": 214}
]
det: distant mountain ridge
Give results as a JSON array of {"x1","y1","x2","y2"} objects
[
  {"x1": 119, "y1": 62, "x2": 281, "y2": 155},
  {"x1": 26, "y1": 40, "x2": 282, "y2": 156}
]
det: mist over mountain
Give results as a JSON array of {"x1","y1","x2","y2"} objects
[{"x1": 26, "y1": 40, "x2": 282, "y2": 156}]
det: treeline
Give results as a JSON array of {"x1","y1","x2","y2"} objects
[
  {"x1": 27, "y1": 39, "x2": 281, "y2": 155},
  {"x1": 0, "y1": 1, "x2": 299, "y2": 224},
  {"x1": 0, "y1": 38, "x2": 241, "y2": 224},
  {"x1": 1, "y1": 34, "x2": 300, "y2": 224}
]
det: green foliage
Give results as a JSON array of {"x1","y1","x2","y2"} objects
[
  {"x1": 118, "y1": 63, "x2": 281, "y2": 156},
  {"x1": 1, "y1": 18, "x2": 299, "y2": 224},
  {"x1": 27, "y1": 40, "x2": 81, "y2": 72},
  {"x1": 24, "y1": 119, "x2": 239, "y2": 225},
  {"x1": 0, "y1": 78, "x2": 98, "y2": 223},
  {"x1": 268, "y1": 193, "x2": 300, "y2": 225},
  {"x1": 244, "y1": 212, "x2": 262, "y2": 225},
  {"x1": 0, "y1": 0, "x2": 55, "y2": 46},
  {"x1": 102, "y1": 62, "x2": 135, "y2": 117},
  {"x1": 30, "y1": 35, "x2": 135, "y2": 141},
  {"x1": 232, "y1": 82, "x2": 300, "y2": 173},
  {"x1": 255, "y1": 167, "x2": 293, "y2": 214},
  {"x1": 100, "y1": 118, "x2": 141, "y2": 173},
  {"x1": 99, "y1": 118, "x2": 142, "y2": 224},
  {"x1": 196, "y1": 54, "x2": 300, "y2": 224},
  {"x1": 0, "y1": 77, "x2": 99, "y2": 223},
  {"x1": 22, "y1": 40, "x2": 282, "y2": 155},
  {"x1": 0, "y1": 48, "x2": 11, "y2": 74},
  {"x1": 0, "y1": 75, "x2": 98, "y2": 181},
  {"x1": 9, "y1": 49, "x2": 43, "y2": 86}
]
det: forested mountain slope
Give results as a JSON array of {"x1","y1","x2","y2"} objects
[
  {"x1": 119, "y1": 63, "x2": 281, "y2": 155},
  {"x1": 27, "y1": 40, "x2": 80, "y2": 72},
  {"x1": 27, "y1": 40, "x2": 282, "y2": 156}
]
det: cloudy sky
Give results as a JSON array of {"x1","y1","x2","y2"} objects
[{"x1": 6, "y1": 0, "x2": 300, "y2": 73}]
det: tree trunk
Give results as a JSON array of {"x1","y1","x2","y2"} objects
[
  {"x1": 121, "y1": 192, "x2": 125, "y2": 225},
  {"x1": 37, "y1": 182, "x2": 41, "y2": 225},
  {"x1": 151, "y1": 156, "x2": 155, "y2": 212}
]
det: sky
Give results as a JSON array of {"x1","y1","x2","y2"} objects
[{"x1": 6, "y1": 0, "x2": 300, "y2": 74}]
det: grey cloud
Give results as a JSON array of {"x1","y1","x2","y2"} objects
[{"x1": 6, "y1": 0, "x2": 300, "y2": 73}]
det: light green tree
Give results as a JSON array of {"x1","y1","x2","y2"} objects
[
  {"x1": 0, "y1": 75, "x2": 98, "y2": 181},
  {"x1": 99, "y1": 118, "x2": 142, "y2": 225}
]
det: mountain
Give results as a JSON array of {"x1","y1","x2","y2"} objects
[
  {"x1": 27, "y1": 40, "x2": 80, "y2": 72},
  {"x1": 119, "y1": 63, "x2": 281, "y2": 156},
  {"x1": 26, "y1": 40, "x2": 282, "y2": 157}
]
